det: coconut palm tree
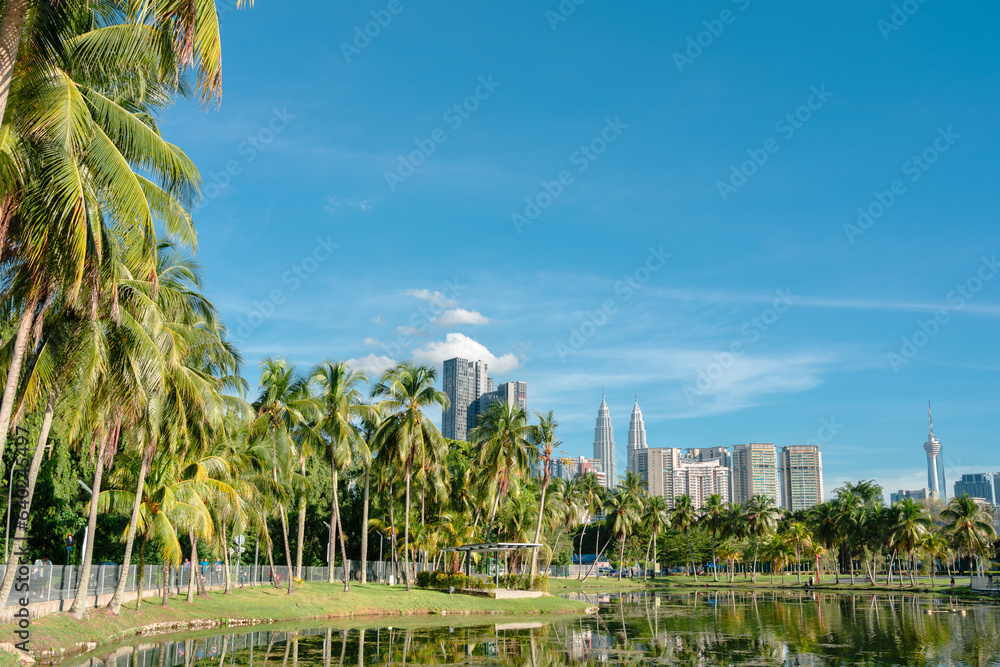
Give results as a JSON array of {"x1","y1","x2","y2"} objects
[
  {"x1": 744, "y1": 494, "x2": 780, "y2": 584},
  {"x1": 807, "y1": 501, "x2": 840, "y2": 584},
  {"x1": 922, "y1": 531, "x2": 949, "y2": 587},
  {"x1": 528, "y1": 410, "x2": 559, "y2": 580},
  {"x1": 941, "y1": 494, "x2": 998, "y2": 587},
  {"x1": 782, "y1": 521, "x2": 812, "y2": 584},
  {"x1": 575, "y1": 472, "x2": 602, "y2": 580},
  {"x1": 670, "y1": 495, "x2": 699, "y2": 580},
  {"x1": 372, "y1": 363, "x2": 449, "y2": 591},
  {"x1": 889, "y1": 498, "x2": 932, "y2": 587},
  {"x1": 700, "y1": 493, "x2": 726, "y2": 582},
  {"x1": 641, "y1": 495, "x2": 669, "y2": 580},
  {"x1": 470, "y1": 400, "x2": 532, "y2": 543}
]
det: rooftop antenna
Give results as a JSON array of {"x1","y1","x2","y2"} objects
[{"x1": 928, "y1": 401, "x2": 934, "y2": 437}]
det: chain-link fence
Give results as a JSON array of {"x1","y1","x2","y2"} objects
[{"x1": 0, "y1": 560, "x2": 426, "y2": 606}]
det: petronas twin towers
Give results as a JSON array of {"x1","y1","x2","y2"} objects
[{"x1": 593, "y1": 392, "x2": 647, "y2": 490}]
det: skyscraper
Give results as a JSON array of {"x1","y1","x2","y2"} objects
[
  {"x1": 924, "y1": 403, "x2": 946, "y2": 498},
  {"x1": 954, "y1": 473, "x2": 995, "y2": 503},
  {"x1": 593, "y1": 394, "x2": 616, "y2": 489},
  {"x1": 778, "y1": 445, "x2": 824, "y2": 512},
  {"x1": 441, "y1": 358, "x2": 488, "y2": 441},
  {"x1": 732, "y1": 443, "x2": 779, "y2": 504},
  {"x1": 686, "y1": 447, "x2": 733, "y2": 502},
  {"x1": 476, "y1": 381, "x2": 527, "y2": 421},
  {"x1": 635, "y1": 447, "x2": 730, "y2": 509},
  {"x1": 626, "y1": 396, "x2": 647, "y2": 476}
]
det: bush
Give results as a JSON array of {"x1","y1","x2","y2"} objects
[
  {"x1": 416, "y1": 570, "x2": 469, "y2": 591},
  {"x1": 415, "y1": 571, "x2": 432, "y2": 588}
]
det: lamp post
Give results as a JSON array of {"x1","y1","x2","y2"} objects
[
  {"x1": 373, "y1": 530, "x2": 385, "y2": 582},
  {"x1": 78, "y1": 480, "x2": 92, "y2": 566}
]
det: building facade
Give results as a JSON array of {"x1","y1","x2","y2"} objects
[
  {"x1": 890, "y1": 488, "x2": 934, "y2": 504},
  {"x1": 732, "y1": 443, "x2": 779, "y2": 504},
  {"x1": 626, "y1": 398, "x2": 648, "y2": 476},
  {"x1": 635, "y1": 448, "x2": 730, "y2": 509},
  {"x1": 954, "y1": 473, "x2": 995, "y2": 503},
  {"x1": 778, "y1": 445, "x2": 824, "y2": 512},
  {"x1": 476, "y1": 381, "x2": 527, "y2": 421},
  {"x1": 593, "y1": 395, "x2": 617, "y2": 489},
  {"x1": 442, "y1": 358, "x2": 488, "y2": 442},
  {"x1": 686, "y1": 447, "x2": 733, "y2": 502}
]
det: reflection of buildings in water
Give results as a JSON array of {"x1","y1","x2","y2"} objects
[
  {"x1": 788, "y1": 654, "x2": 823, "y2": 667},
  {"x1": 567, "y1": 628, "x2": 613, "y2": 662}
]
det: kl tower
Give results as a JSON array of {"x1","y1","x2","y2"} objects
[{"x1": 923, "y1": 402, "x2": 942, "y2": 497}]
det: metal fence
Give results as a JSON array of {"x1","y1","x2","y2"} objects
[{"x1": 0, "y1": 560, "x2": 422, "y2": 607}]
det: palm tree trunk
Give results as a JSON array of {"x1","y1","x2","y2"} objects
[
  {"x1": 929, "y1": 556, "x2": 936, "y2": 587},
  {"x1": 0, "y1": 0, "x2": 29, "y2": 128},
  {"x1": 161, "y1": 563, "x2": 170, "y2": 607},
  {"x1": 0, "y1": 305, "x2": 34, "y2": 465},
  {"x1": 0, "y1": 402, "x2": 52, "y2": 605},
  {"x1": 187, "y1": 532, "x2": 198, "y2": 603},
  {"x1": 328, "y1": 461, "x2": 338, "y2": 585},
  {"x1": 277, "y1": 503, "x2": 295, "y2": 594},
  {"x1": 686, "y1": 532, "x2": 698, "y2": 582},
  {"x1": 296, "y1": 455, "x2": 307, "y2": 579},
  {"x1": 222, "y1": 522, "x2": 233, "y2": 594},
  {"x1": 332, "y1": 468, "x2": 350, "y2": 591},
  {"x1": 136, "y1": 540, "x2": 146, "y2": 613},
  {"x1": 360, "y1": 466, "x2": 370, "y2": 584},
  {"x1": 580, "y1": 532, "x2": 612, "y2": 583},
  {"x1": 751, "y1": 538, "x2": 761, "y2": 584},
  {"x1": 795, "y1": 548, "x2": 801, "y2": 584},
  {"x1": 403, "y1": 471, "x2": 412, "y2": 591},
  {"x1": 69, "y1": 437, "x2": 108, "y2": 618},
  {"x1": 529, "y1": 477, "x2": 549, "y2": 580},
  {"x1": 652, "y1": 531, "x2": 658, "y2": 580},
  {"x1": 711, "y1": 532, "x2": 718, "y2": 582},
  {"x1": 815, "y1": 553, "x2": 820, "y2": 584},
  {"x1": 576, "y1": 522, "x2": 586, "y2": 580},
  {"x1": 617, "y1": 536, "x2": 625, "y2": 580},
  {"x1": 643, "y1": 534, "x2": 652, "y2": 582},
  {"x1": 108, "y1": 446, "x2": 150, "y2": 614}
]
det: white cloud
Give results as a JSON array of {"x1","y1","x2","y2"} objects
[
  {"x1": 396, "y1": 325, "x2": 425, "y2": 336},
  {"x1": 433, "y1": 308, "x2": 492, "y2": 326},
  {"x1": 363, "y1": 337, "x2": 381, "y2": 347},
  {"x1": 373, "y1": 315, "x2": 385, "y2": 325},
  {"x1": 324, "y1": 195, "x2": 374, "y2": 216},
  {"x1": 346, "y1": 353, "x2": 397, "y2": 377},
  {"x1": 406, "y1": 289, "x2": 457, "y2": 308},
  {"x1": 412, "y1": 333, "x2": 521, "y2": 374}
]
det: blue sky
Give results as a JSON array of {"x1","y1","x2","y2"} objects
[{"x1": 161, "y1": 0, "x2": 1000, "y2": 499}]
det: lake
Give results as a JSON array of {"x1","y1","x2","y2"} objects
[{"x1": 65, "y1": 590, "x2": 1000, "y2": 667}]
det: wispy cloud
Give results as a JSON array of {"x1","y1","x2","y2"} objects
[
  {"x1": 324, "y1": 195, "x2": 374, "y2": 215},
  {"x1": 433, "y1": 308, "x2": 492, "y2": 326},
  {"x1": 346, "y1": 353, "x2": 397, "y2": 377},
  {"x1": 406, "y1": 289, "x2": 458, "y2": 308}
]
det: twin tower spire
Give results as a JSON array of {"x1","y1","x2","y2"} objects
[{"x1": 592, "y1": 391, "x2": 647, "y2": 490}]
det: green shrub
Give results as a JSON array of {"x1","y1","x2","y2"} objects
[{"x1": 415, "y1": 571, "x2": 432, "y2": 588}]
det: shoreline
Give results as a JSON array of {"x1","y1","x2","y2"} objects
[{"x1": 0, "y1": 583, "x2": 591, "y2": 665}]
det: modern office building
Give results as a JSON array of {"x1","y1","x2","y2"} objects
[
  {"x1": 477, "y1": 381, "x2": 527, "y2": 417},
  {"x1": 954, "y1": 473, "x2": 995, "y2": 502},
  {"x1": 442, "y1": 358, "x2": 488, "y2": 441},
  {"x1": 890, "y1": 488, "x2": 934, "y2": 504},
  {"x1": 635, "y1": 447, "x2": 730, "y2": 509},
  {"x1": 778, "y1": 445, "x2": 824, "y2": 512},
  {"x1": 593, "y1": 394, "x2": 617, "y2": 489},
  {"x1": 924, "y1": 403, "x2": 947, "y2": 499},
  {"x1": 732, "y1": 443, "x2": 779, "y2": 504},
  {"x1": 625, "y1": 397, "x2": 648, "y2": 476}
]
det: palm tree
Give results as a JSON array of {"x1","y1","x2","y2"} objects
[
  {"x1": 641, "y1": 495, "x2": 669, "y2": 580},
  {"x1": 922, "y1": 531, "x2": 949, "y2": 587},
  {"x1": 471, "y1": 401, "x2": 533, "y2": 542},
  {"x1": 575, "y1": 472, "x2": 602, "y2": 580},
  {"x1": 744, "y1": 495, "x2": 780, "y2": 584},
  {"x1": 782, "y1": 521, "x2": 813, "y2": 584},
  {"x1": 372, "y1": 363, "x2": 449, "y2": 591},
  {"x1": 311, "y1": 361, "x2": 372, "y2": 591},
  {"x1": 670, "y1": 495, "x2": 699, "y2": 581},
  {"x1": 252, "y1": 359, "x2": 319, "y2": 594},
  {"x1": 889, "y1": 498, "x2": 931, "y2": 587},
  {"x1": 528, "y1": 410, "x2": 559, "y2": 580},
  {"x1": 941, "y1": 494, "x2": 998, "y2": 587},
  {"x1": 700, "y1": 494, "x2": 726, "y2": 582},
  {"x1": 807, "y1": 501, "x2": 840, "y2": 584}
]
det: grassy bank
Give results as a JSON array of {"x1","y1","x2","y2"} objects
[
  {"x1": 550, "y1": 574, "x2": 993, "y2": 599},
  {"x1": 0, "y1": 582, "x2": 589, "y2": 664}
]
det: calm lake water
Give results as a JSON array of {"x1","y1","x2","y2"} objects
[{"x1": 66, "y1": 591, "x2": 1000, "y2": 667}]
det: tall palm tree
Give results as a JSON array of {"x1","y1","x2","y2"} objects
[
  {"x1": 372, "y1": 363, "x2": 448, "y2": 591},
  {"x1": 575, "y1": 472, "x2": 602, "y2": 580},
  {"x1": 310, "y1": 361, "x2": 372, "y2": 591},
  {"x1": 252, "y1": 359, "x2": 318, "y2": 594},
  {"x1": 807, "y1": 501, "x2": 840, "y2": 584},
  {"x1": 670, "y1": 494, "x2": 699, "y2": 581},
  {"x1": 700, "y1": 493, "x2": 726, "y2": 582},
  {"x1": 641, "y1": 495, "x2": 669, "y2": 580},
  {"x1": 528, "y1": 410, "x2": 559, "y2": 580},
  {"x1": 471, "y1": 400, "x2": 533, "y2": 542},
  {"x1": 889, "y1": 498, "x2": 931, "y2": 587},
  {"x1": 941, "y1": 494, "x2": 997, "y2": 587},
  {"x1": 922, "y1": 531, "x2": 949, "y2": 588},
  {"x1": 744, "y1": 494, "x2": 780, "y2": 584},
  {"x1": 782, "y1": 521, "x2": 813, "y2": 584}
]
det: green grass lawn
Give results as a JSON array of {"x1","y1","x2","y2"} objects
[{"x1": 0, "y1": 582, "x2": 589, "y2": 663}]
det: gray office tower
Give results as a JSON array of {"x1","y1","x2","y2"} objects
[
  {"x1": 442, "y1": 358, "x2": 488, "y2": 441},
  {"x1": 954, "y1": 473, "x2": 995, "y2": 503},
  {"x1": 477, "y1": 381, "x2": 527, "y2": 416}
]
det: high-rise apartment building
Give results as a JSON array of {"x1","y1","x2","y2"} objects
[
  {"x1": 476, "y1": 381, "x2": 527, "y2": 419},
  {"x1": 778, "y1": 445, "x2": 824, "y2": 512},
  {"x1": 890, "y1": 488, "x2": 934, "y2": 504},
  {"x1": 626, "y1": 397, "x2": 647, "y2": 476},
  {"x1": 954, "y1": 473, "x2": 995, "y2": 503},
  {"x1": 732, "y1": 443, "x2": 779, "y2": 504},
  {"x1": 593, "y1": 395, "x2": 616, "y2": 489},
  {"x1": 442, "y1": 358, "x2": 488, "y2": 442},
  {"x1": 686, "y1": 447, "x2": 733, "y2": 502},
  {"x1": 635, "y1": 448, "x2": 730, "y2": 509}
]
